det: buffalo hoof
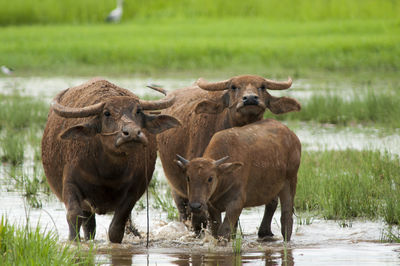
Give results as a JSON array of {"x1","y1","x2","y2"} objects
[
  {"x1": 217, "y1": 236, "x2": 229, "y2": 246},
  {"x1": 109, "y1": 227, "x2": 124, "y2": 243},
  {"x1": 257, "y1": 235, "x2": 278, "y2": 242}
]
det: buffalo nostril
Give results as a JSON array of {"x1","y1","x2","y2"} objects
[
  {"x1": 189, "y1": 202, "x2": 202, "y2": 210},
  {"x1": 243, "y1": 95, "x2": 259, "y2": 105},
  {"x1": 137, "y1": 130, "x2": 141, "y2": 136}
]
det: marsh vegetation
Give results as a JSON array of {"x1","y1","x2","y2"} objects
[{"x1": 0, "y1": 216, "x2": 95, "y2": 265}]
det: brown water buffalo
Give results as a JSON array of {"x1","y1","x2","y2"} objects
[
  {"x1": 41, "y1": 78, "x2": 180, "y2": 243},
  {"x1": 157, "y1": 75, "x2": 300, "y2": 236},
  {"x1": 175, "y1": 119, "x2": 301, "y2": 241}
]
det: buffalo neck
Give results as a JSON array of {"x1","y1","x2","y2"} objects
[
  {"x1": 217, "y1": 108, "x2": 235, "y2": 132},
  {"x1": 92, "y1": 142, "x2": 131, "y2": 179}
]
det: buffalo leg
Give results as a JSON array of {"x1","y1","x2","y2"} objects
[
  {"x1": 64, "y1": 183, "x2": 84, "y2": 241},
  {"x1": 258, "y1": 197, "x2": 278, "y2": 238},
  {"x1": 82, "y1": 211, "x2": 96, "y2": 240},
  {"x1": 171, "y1": 190, "x2": 190, "y2": 222},
  {"x1": 218, "y1": 202, "x2": 243, "y2": 239},
  {"x1": 279, "y1": 182, "x2": 294, "y2": 241},
  {"x1": 208, "y1": 205, "x2": 221, "y2": 237},
  {"x1": 109, "y1": 198, "x2": 136, "y2": 243}
]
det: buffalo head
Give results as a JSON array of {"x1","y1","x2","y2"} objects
[
  {"x1": 195, "y1": 75, "x2": 300, "y2": 126},
  {"x1": 175, "y1": 155, "x2": 242, "y2": 214},
  {"x1": 52, "y1": 87, "x2": 181, "y2": 155}
]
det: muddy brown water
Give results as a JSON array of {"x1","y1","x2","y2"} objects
[{"x1": 1, "y1": 77, "x2": 400, "y2": 265}]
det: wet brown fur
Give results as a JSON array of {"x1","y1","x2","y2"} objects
[
  {"x1": 41, "y1": 78, "x2": 179, "y2": 243},
  {"x1": 182, "y1": 119, "x2": 301, "y2": 241},
  {"x1": 157, "y1": 75, "x2": 300, "y2": 234}
]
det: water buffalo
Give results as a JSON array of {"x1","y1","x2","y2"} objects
[
  {"x1": 176, "y1": 119, "x2": 301, "y2": 241},
  {"x1": 41, "y1": 78, "x2": 180, "y2": 243},
  {"x1": 157, "y1": 75, "x2": 300, "y2": 236}
]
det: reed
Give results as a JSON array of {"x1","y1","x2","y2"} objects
[
  {"x1": 296, "y1": 149, "x2": 400, "y2": 224},
  {"x1": 0, "y1": 93, "x2": 48, "y2": 131},
  {"x1": 274, "y1": 90, "x2": 400, "y2": 128},
  {"x1": 0, "y1": 216, "x2": 94, "y2": 265}
]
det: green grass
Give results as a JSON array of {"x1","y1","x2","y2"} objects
[
  {"x1": 273, "y1": 90, "x2": 400, "y2": 128},
  {"x1": 0, "y1": 93, "x2": 50, "y2": 205},
  {"x1": 0, "y1": 93, "x2": 48, "y2": 165},
  {"x1": 0, "y1": 130, "x2": 24, "y2": 165},
  {"x1": 1, "y1": 0, "x2": 399, "y2": 25},
  {"x1": 296, "y1": 149, "x2": 400, "y2": 224},
  {"x1": 0, "y1": 216, "x2": 94, "y2": 265},
  {"x1": 0, "y1": 93, "x2": 49, "y2": 131},
  {"x1": 232, "y1": 230, "x2": 243, "y2": 254},
  {"x1": 149, "y1": 174, "x2": 179, "y2": 221},
  {"x1": 6, "y1": 164, "x2": 50, "y2": 208},
  {"x1": 381, "y1": 226, "x2": 400, "y2": 243},
  {"x1": 1, "y1": 19, "x2": 399, "y2": 76}
]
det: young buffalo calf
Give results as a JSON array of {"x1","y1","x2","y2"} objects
[{"x1": 176, "y1": 119, "x2": 301, "y2": 241}]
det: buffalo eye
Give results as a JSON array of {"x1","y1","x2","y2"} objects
[
  {"x1": 104, "y1": 111, "x2": 111, "y2": 117},
  {"x1": 231, "y1": 85, "x2": 238, "y2": 91},
  {"x1": 259, "y1": 85, "x2": 266, "y2": 91},
  {"x1": 136, "y1": 107, "x2": 142, "y2": 114},
  {"x1": 208, "y1": 177, "x2": 213, "y2": 183}
]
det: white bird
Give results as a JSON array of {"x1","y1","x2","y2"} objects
[
  {"x1": 1, "y1": 65, "x2": 14, "y2": 75},
  {"x1": 106, "y1": 0, "x2": 124, "y2": 23}
]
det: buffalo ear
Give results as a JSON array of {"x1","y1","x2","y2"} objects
[
  {"x1": 267, "y1": 96, "x2": 301, "y2": 114},
  {"x1": 195, "y1": 100, "x2": 224, "y2": 114},
  {"x1": 59, "y1": 118, "x2": 99, "y2": 140},
  {"x1": 144, "y1": 114, "x2": 181, "y2": 134},
  {"x1": 218, "y1": 162, "x2": 243, "y2": 175},
  {"x1": 195, "y1": 93, "x2": 230, "y2": 114}
]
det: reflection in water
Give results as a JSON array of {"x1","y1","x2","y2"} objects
[
  {"x1": 109, "y1": 250, "x2": 134, "y2": 265},
  {"x1": 103, "y1": 248, "x2": 295, "y2": 265}
]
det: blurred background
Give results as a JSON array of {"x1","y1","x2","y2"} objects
[{"x1": 0, "y1": 0, "x2": 399, "y2": 78}]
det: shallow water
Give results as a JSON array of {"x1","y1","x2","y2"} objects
[
  {"x1": 1, "y1": 76, "x2": 400, "y2": 265},
  {"x1": 295, "y1": 124, "x2": 400, "y2": 156},
  {"x1": 1, "y1": 188, "x2": 399, "y2": 265},
  {"x1": 2, "y1": 157, "x2": 400, "y2": 265},
  {"x1": 0, "y1": 76, "x2": 337, "y2": 103}
]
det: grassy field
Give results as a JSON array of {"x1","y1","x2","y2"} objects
[
  {"x1": 0, "y1": 93, "x2": 47, "y2": 165},
  {"x1": 1, "y1": 19, "x2": 399, "y2": 77},
  {"x1": 1, "y1": 0, "x2": 399, "y2": 25},
  {"x1": 296, "y1": 149, "x2": 400, "y2": 225},
  {"x1": 272, "y1": 90, "x2": 400, "y2": 129},
  {"x1": 0, "y1": 216, "x2": 94, "y2": 265}
]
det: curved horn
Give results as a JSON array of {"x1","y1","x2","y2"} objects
[
  {"x1": 196, "y1": 78, "x2": 230, "y2": 91},
  {"x1": 139, "y1": 86, "x2": 175, "y2": 110},
  {"x1": 146, "y1": 84, "x2": 167, "y2": 96},
  {"x1": 176, "y1": 154, "x2": 190, "y2": 166},
  {"x1": 51, "y1": 89, "x2": 105, "y2": 118},
  {"x1": 263, "y1": 77, "x2": 292, "y2": 90},
  {"x1": 214, "y1": 156, "x2": 229, "y2": 166}
]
